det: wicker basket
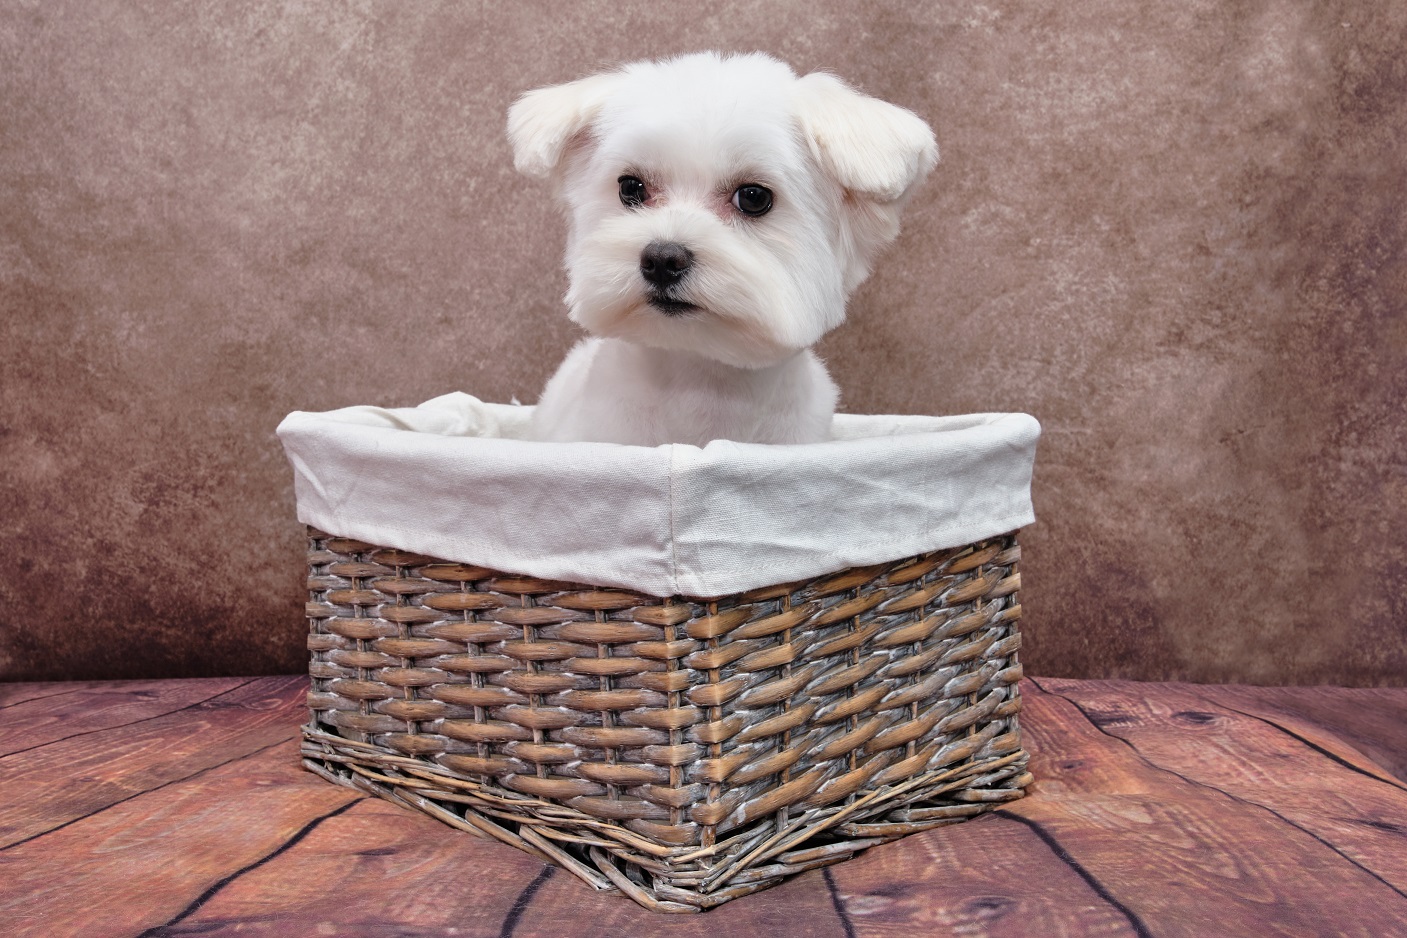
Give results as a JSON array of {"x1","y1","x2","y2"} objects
[{"x1": 301, "y1": 526, "x2": 1029, "y2": 912}]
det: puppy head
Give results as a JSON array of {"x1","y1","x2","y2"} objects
[{"x1": 507, "y1": 52, "x2": 937, "y2": 368}]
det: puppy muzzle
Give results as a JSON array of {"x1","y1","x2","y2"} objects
[{"x1": 641, "y1": 241, "x2": 698, "y2": 315}]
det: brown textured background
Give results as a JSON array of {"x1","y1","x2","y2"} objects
[{"x1": 1, "y1": 1, "x2": 1403, "y2": 685}]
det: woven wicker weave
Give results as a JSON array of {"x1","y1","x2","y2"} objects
[{"x1": 301, "y1": 526, "x2": 1030, "y2": 912}]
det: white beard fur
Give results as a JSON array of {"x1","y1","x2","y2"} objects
[
  {"x1": 508, "y1": 52, "x2": 936, "y2": 447},
  {"x1": 528, "y1": 337, "x2": 839, "y2": 446}
]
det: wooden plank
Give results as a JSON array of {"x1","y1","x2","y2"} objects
[
  {"x1": 160, "y1": 797, "x2": 555, "y2": 937},
  {"x1": 0, "y1": 677, "x2": 248, "y2": 756},
  {"x1": 1005, "y1": 679, "x2": 1407, "y2": 937},
  {"x1": 1195, "y1": 684, "x2": 1407, "y2": 783},
  {"x1": 505, "y1": 851, "x2": 850, "y2": 936},
  {"x1": 162, "y1": 772, "x2": 846, "y2": 936},
  {"x1": 0, "y1": 676, "x2": 306, "y2": 847},
  {"x1": 0, "y1": 682, "x2": 88, "y2": 708},
  {"x1": 3, "y1": 675, "x2": 1404, "y2": 934},
  {"x1": 0, "y1": 678, "x2": 253, "y2": 709},
  {"x1": 826, "y1": 811, "x2": 1142, "y2": 936},
  {"x1": 1039, "y1": 679, "x2": 1407, "y2": 894},
  {"x1": 2, "y1": 739, "x2": 360, "y2": 938}
]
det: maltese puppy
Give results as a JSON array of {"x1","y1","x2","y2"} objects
[{"x1": 507, "y1": 52, "x2": 937, "y2": 446}]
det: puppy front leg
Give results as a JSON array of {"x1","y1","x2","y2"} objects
[{"x1": 527, "y1": 338, "x2": 603, "y2": 442}]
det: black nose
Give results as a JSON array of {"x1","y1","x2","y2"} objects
[{"x1": 640, "y1": 242, "x2": 693, "y2": 288}]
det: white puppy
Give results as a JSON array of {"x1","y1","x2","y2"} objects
[{"x1": 508, "y1": 52, "x2": 936, "y2": 446}]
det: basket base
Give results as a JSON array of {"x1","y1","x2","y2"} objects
[{"x1": 302, "y1": 724, "x2": 1030, "y2": 913}]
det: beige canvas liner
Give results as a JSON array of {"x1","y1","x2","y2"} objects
[{"x1": 277, "y1": 393, "x2": 1040, "y2": 597}]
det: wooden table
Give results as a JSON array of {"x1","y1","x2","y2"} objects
[{"x1": 3, "y1": 676, "x2": 1405, "y2": 937}]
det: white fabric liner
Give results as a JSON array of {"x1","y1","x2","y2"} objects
[{"x1": 277, "y1": 393, "x2": 1040, "y2": 598}]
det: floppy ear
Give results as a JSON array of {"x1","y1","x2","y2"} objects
[
  {"x1": 793, "y1": 72, "x2": 938, "y2": 292},
  {"x1": 506, "y1": 72, "x2": 623, "y2": 178},
  {"x1": 792, "y1": 72, "x2": 938, "y2": 203}
]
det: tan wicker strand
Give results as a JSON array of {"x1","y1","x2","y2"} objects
[{"x1": 301, "y1": 526, "x2": 1030, "y2": 912}]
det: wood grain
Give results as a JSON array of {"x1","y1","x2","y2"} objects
[
  {"x1": 2, "y1": 676, "x2": 1405, "y2": 936},
  {"x1": 158, "y1": 796, "x2": 548, "y2": 937},
  {"x1": 503, "y1": 845, "x2": 850, "y2": 938},
  {"x1": 0, "y1": 677, "x2": 233, "y2": 708},
  {"x1": 825, "y1": 811, "x2": 1143, "y2": 936},
  {"x1": 0, "y1": 676, "x2": 304, "y2": 847},
  {"x1": 1194, "y1": 683, "x2": 1407, "y2": 783},
  {"x1": 0, "y1": 677, "x2": 248, "y2": 757},
  {"x1": 0, "y1": 682, "x2": 96, "y2": 708},
  {"x1": 1037, "y1": 679, "x2": 1407, "y2": 893},
  {"x1": 2, "y1": 739, "x2": 360, "y2": 938},
  {"x1": 1011, "y1": 679, "x2": 1407, "y2": 937}
]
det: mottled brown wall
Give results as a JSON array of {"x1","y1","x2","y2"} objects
[{"x1": 2, "y1": 1, "x2": 1403, "y2": 685}]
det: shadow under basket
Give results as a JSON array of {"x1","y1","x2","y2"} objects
[{"x1": 301, "y1": 526, "x2": 1030, "y2": 913}]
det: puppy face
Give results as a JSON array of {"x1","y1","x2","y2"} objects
[{"x1": 508, "y1": 53, "x2": 937, "y2": 369}]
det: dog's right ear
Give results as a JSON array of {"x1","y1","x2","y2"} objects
[{"x1": 507, "y1": 73, "x2": 622, "y2": 178}]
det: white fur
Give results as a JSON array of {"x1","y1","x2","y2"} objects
[
  {"x1": 530, "y1": 338, "x2": 838, "y2": 446},
  {"x1": 507, "y1": 52, "x2": 936, "y2": 446}
]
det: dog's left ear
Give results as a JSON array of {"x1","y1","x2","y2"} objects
[
  {"x1": 507, "y1": 72, "x2": 624, "y2": 178},
  {"x1": 792, "y1": 72, "x2": 938, "y2": 204},
  {"x1": 793, "y1": 72, "x2": 938, "y2": 291}
]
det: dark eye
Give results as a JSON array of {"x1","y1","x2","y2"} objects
[
  {"x1": 619, "y1": 175, "x2": 647, "y2": 207},
  {"x1": 732, "y1": 184, "x2": 773, "y2": 217}
]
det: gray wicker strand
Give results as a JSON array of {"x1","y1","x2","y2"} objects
[{"x1": 301, "y1": 528, "x2": 1030, "y2": 912}]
